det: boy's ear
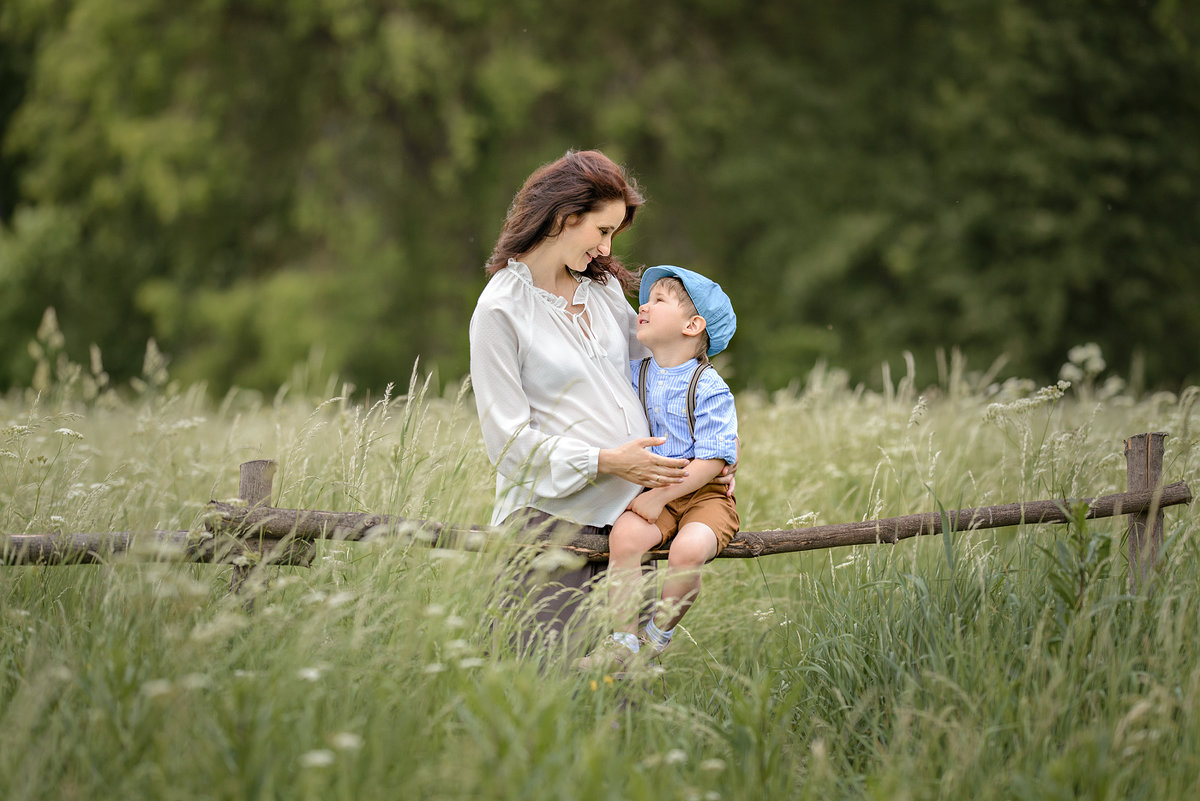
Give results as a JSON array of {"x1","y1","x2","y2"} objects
[{"x1": 682, "y1": 315, "x2": 708, "y2": 338}]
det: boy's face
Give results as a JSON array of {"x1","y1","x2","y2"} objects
[{"x1": 636, "y1": 280, "x2": 701, "y2": 351}]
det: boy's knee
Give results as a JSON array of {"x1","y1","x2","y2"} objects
[
  {"x1": 610, "y1": 537, "x2": 642, "y2": 561},
  {"x1": 610, "y1": 519, "x2": 658, "y2": 560},
  {"x1": 669, "y1": 525, "x2": 718, "y2": 567}
]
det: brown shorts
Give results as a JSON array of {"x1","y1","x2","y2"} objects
[{"x1": 648, "y1": 480, "x2": 740, "y2": 557}]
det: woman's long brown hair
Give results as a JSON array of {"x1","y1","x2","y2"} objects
[{"x1": 485, "y1": 150, "x2": 644, "y2": 293}]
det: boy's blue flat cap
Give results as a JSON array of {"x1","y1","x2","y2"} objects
[{"x1": 639, "y1": 265, "x2": 737, "y2": 357}]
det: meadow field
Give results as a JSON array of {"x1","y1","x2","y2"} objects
[{"x1": 2, "y1": 341, "x2": 1198, "y2": 800}]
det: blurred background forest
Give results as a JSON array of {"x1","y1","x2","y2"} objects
[{"x1": 2, "y1": 0, "x2": 1198, "y2": 397}]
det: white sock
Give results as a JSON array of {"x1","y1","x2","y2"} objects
[
  {"x1": 613, "y1": 632, "x2": 640, "y2": 653},
  {"x1": 644, "y1": 618, "x2": 673, "y2": 650}
]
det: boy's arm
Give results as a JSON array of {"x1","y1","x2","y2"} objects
[{"x1": 629, "y1": 458, "x2": 726, "y2": 523}]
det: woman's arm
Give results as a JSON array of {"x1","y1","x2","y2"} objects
[
  {"x1": 471, "y1": 308, "x2": 596, "y2": 499},
  {"x1": 598, "y1": 439, "x2": 688, "y2": 488},
  {"x1": 470, "y1": 304, "x2": 686, "y2": 496}
]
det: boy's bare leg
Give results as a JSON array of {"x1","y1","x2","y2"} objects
[
  {"x1": 608, "y1": 511, "x2": 665, "y2": 634},
  {"x1": 654, "y1": 522, "x2": 719, "y2": 631}
]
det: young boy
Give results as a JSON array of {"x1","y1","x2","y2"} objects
[{"x1": 577, "y1": 265, "x2": 739, "y2": 671}]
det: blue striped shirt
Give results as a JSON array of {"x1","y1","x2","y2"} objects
[{"x1": 630, "y1": 357, "x2": 738, "y2": 464}]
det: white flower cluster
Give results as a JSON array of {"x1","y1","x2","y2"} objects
[
  {"x1": 1059, "y1": 343, "x2": 1106, "y2": 382},
  {"x1": 983, "y1": 380, "x2": 1071, "y2": 424}
]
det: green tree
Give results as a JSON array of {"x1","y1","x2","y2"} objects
[{"x1": 2, "y1": 0, "x2": 1198, "y2": 395}]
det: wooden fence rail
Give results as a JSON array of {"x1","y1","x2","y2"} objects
[{"x1": 1, "y1": 433, "x2": 1193, "y2": 592}]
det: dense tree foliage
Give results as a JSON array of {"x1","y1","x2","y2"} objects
[{"x1": 2, "y1": 0, "x2": 1197, "y2": 395}]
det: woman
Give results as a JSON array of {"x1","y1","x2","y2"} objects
[{"x1": 469, "y1": 149, "x2": 692, "y2": 655}]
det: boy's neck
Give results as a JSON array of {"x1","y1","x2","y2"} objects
[{"x1": 648, "y1": 341, "x2": 700, "y2": 369}]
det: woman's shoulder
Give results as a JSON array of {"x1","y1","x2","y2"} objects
[{"x1": 474, "y1": 267, "x2": 526, "y2": 310}]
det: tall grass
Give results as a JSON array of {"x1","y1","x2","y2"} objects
[{"x1": 2, "y1": 338, "x2": 1198, "y2": 800}]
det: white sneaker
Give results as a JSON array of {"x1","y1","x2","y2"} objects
[{"x1": 574, "y1": 637, "x2": 639, "y2": 672}]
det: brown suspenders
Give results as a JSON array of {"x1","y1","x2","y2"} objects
[{"x1": 637, "y1": 357, "x2": 712, "y2": 442}]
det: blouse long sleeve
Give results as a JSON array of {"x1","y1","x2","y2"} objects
[
  {"x1": 469, "y1": 262, "x2": 649, "y2": 527},
  {"x1": 469, "y1": 307, "x2": 595, "y2": 501}
]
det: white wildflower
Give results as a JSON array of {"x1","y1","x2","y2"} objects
[
  {"x1": 142, "y1": 679, "x2": 173, "y2": 698},
  {"x1": 984, "y1": 380, "x2": 1070, "y2": 423},
  {"x1": 699, "y1": 758, "x2": 727, "y2": 773},
  {"x1": 55, "y1": 428, "x2": 84, "y2": 440},
  {"x1": 300, "y1": 750, "x2": 335, "y2": 768},
  {"x1": 1067, "y1": 342, "x2": 1106, "y2": 375},
  {"x1": 181, "y1": 673, "x2": 211, "y2": 690},
  {"x1": 786, "y1": 511, "x2": 818, "y2": 528},
  {"x1": 330, "y1": 732, "x2": 364, "y2": 751},
  {"x1": 297, "y1": 666, "x2": 322, "y2": 682},
  {"x1": 46, "y1": 665, "x2": 74, "y2": 682},
  {"x1": 664, "y1": 749, "x2": 688, "y2": 766},
  {"x1": 1059, "y1": 363, "x2": 1084, "y2": 383},
  {"x1": 423, "y1": 662, "x2": 446, "y2": 674},
  {"x1": 458, "y1": 657, "x2": 485, "y2": 669},
  {"x1": 326, "y1": 591, "x2": 355, "y2": 609},
  {"x1": 753, "y1": 608, "x2": 775, "y2": 623}
]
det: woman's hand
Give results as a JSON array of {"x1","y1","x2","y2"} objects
[
  {"x1": 598, "y1": 437, "x2": 688, "y2": 488},
  {"x1": 713, "y1": 438, "x2": 740, "y2": 497}
]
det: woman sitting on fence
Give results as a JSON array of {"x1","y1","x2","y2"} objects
[{"x1": 468, "y1": 149, "x2": 733, "y2": 656}]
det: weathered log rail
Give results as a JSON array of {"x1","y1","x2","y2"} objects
[
  {"x1": 1, "y1": 434, "x2": 1193, "y2": 592},
  {"x1": 201, "y1": 482, "x2": 1192, "y2": 561}
]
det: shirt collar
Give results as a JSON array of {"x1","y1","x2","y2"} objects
[{"x1": 507, "y1": 258, "x2": 592, "y2": 308}]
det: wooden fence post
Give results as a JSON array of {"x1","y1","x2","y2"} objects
[
  {"x1": 231, "y1": 459, "x2": 277, "y2": 597},
  {"x1": 1126, "y1": 432, "x2": 1166, "y2": 592}
]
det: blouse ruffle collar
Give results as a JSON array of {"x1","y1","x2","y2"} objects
[{"x1": 506, "y1": 258, "x2": 592, "y2": 309}]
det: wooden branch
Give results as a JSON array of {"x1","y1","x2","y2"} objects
[
  {"x1": 204, "y1": 502, "x2": 491, "y2": 548},
  {"x1": 204, "y1": 480, "x2": 1192, "y2": 562},
  {"x1": 0, "y1": 529, "x2": 314, "y2": 567}
]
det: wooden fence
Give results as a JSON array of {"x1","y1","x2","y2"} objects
[{"x1": 1, "y1": 433, "x2": 1192, "y2": 593}]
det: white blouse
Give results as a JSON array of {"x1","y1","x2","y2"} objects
[{"x1": 469, "y1": 260, "x2": 651, "y2": 527}]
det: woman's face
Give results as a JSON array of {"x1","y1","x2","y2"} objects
[{"x1": 555, "y1": 199, "x2": 626, "y2": 272}]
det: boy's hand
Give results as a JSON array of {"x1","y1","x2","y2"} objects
[{"x1": 630, "y1": 492, "x2": 665, "y2": 524}]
